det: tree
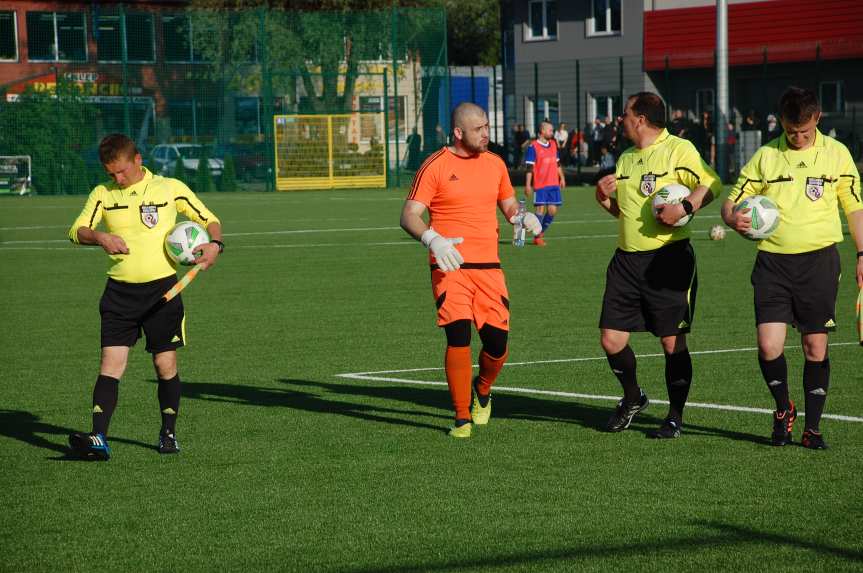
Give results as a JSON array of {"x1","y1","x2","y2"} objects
[{"x1": 0, "y1": 79, "x2": 97, "y2": 194}]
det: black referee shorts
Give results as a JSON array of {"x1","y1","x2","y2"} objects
[
  {"x1": 599, "y1": 239, "x2": 698, "y2": 337},
  {"x1": 751, "y1": 244, "x2": 840, "y2": 334},
  {"x1": 99, "y1": 275, "x2": 185, "y2": 353}
]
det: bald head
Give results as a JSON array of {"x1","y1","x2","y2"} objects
[
  {"x1": 451, "y1": 102, "x2": 487, "y2": 130},
  {"x1": 450, "y1": 103, "x2": 489, "y2": 156}
]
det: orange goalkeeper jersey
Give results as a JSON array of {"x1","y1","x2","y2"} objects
[{"x1": 407, "y1": 147, "x2": 514, "y2": 264}]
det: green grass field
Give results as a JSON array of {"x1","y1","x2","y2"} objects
[{"x1": 1, "y1": 187, "x2": 862, "y2": 572}]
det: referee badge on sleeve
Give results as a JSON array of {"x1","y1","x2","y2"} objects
[
  {"x1": 140, "y1": 204, "x2": 159, "y2": 228},
  {"x1": 640, "y1": 173, "x2": 657, "y2": 196},
  {"x1": 805, "y1": 177, "x2": 824, "y2": 201}
]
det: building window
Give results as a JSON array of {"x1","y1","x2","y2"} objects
[
  {"x1": 525, "y1": 95, "x2": 559, "y2": 135},
  {"x1": 589, "y1": 93, "x2": 620, "y2": 125},
  {"x1": 235, "y1": 97, "x2": 261, "y2": 135},
  {"x1": 97, "y1": 13, "x2": 155, "y2": 63},
  {"x1": 526, "y1": 0, "x2": 557, "y2": 41},
  {"x1": 26, "y1": 12, "x2": 87, "y2": 62},
  {"x1": 588, "y1": 0, "x2": 621, "y2": 37},
  {"x1": 0, "y1": 11, "x2": 17, "y2": 61},
  {"x1": 163, "y1": 14, "x2": 210, "y2": 63},
  {"x1": 819, "y1": 81, "x2": 843, "y2": 114}
]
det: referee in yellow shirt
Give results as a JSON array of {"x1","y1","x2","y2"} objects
[
  {"x1": 722, "y1": 87, "x2": 863, "y2": 449},
  {"x1": 67, "y1": 134, "x2": 223, "y2": 460},
  {"x1": 595, "y1": 92, "x2": 722, "y2": 439}
]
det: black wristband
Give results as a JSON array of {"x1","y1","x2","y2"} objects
[
  {"x1": 681, "y1": 199, "x2": 694, "y2": 216},
  {"x1": 857, "y1": 250, "x2": 863, "y2": 258},
  {"x1": 211, "y1": 239, "x2": 224, "y2": 254}
]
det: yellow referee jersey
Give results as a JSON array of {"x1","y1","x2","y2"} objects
[
  {"x1": 614, "y1": 129, "x2": 722, "y2": 252},
  {"x1": 729, "y1": 130, "x2": 862, "y2": 254},
  {"x1": 68, "y1": 168, "x2": 220, "y2": 283}
]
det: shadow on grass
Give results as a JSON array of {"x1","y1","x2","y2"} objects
[
  {"x1": 0, "y1": 409, "x2": 154, "y2": 460},
  {"x1": 182, "y1": 379, "x2": 448, "y2": 434},
  {"x1": 340, "y1": 520, "x2": 863, "y2": 573},
  {"x1": 183, "y1": 378, "x2": 768, "y2": 444}
]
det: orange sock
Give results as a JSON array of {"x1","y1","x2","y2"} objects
[
  {"x1": 476, "y1": 348, "x2": 508, "y2": 396},
  {"x1": 445, "y1": 346, "x2": 473, "y2": 420}
]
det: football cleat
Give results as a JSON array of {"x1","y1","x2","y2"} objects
[
  {"x1": 471, "y1": 378, "x2": 492, "y2": 425},
  {"x1": 605, "y1": 391, "x2": 649, "y2": 432},
  {"x1": 448, "y1": 420, "x2": 472, "y2": 438},
  {"x1": 649, "y1": 417, "x2": 682, "y2": 439},
  {"x1": 771, "y1": 401, "x2": 797, "y2": 446},
  {"x1": 533, "y1": 235, "x2": 547, "y2": 247},
  {"x1": 158, "y1": 432, "x2": 180, "y2": 454},
  {"x1": 801, "y1": 429, "x2": 828, "y2": 450},
  {"x1": 68, "y1": 432, "x2": 111, "y2": 461}
]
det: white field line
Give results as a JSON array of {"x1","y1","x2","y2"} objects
[
  {"x1": 336, "y1": 342, "x2": 863, "y2": 423},
  {"x1": 0, "y1": 229, "x2": 706, "y2": 248}
]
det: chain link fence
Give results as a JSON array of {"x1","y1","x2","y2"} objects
[
  {"x1": 0, "y1": 5, "x2": 448, "y2": 193},
  {"x1": 501, "y1": 49, "x2": 863, "y2": 182}
]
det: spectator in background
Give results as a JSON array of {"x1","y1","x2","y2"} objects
[
  {"x1": 764, "y1": 113, "x2": 782, "y2": 142},
  {"x1": 742, "y1": 109, "x2": 761, "y2": 132},
  {"x1": 555, "y1": 123, "x2": 569, "y2": 165},
  {"x1": 591, "y1": 117, "x2": 605, "y2": 165},
  {"x1": 669, "y1": 109, "x2": 689, "y2": 138},
  {"x1": 406, "y1": 127, "x2": 422, "y2": 170},
  {"x1": 514, "y1": 123, "x2": 530, "y2": 167},
  {"x1": 599, "y1": 145, "x2": 616, "y2": 170}
]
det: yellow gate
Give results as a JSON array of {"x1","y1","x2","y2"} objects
[{"x1": 273, "y1": 113, "x2": 387, "y2": 190}]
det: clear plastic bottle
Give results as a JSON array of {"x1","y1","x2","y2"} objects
[{"x1": 513, "y1": 199, "x2": 526, "y2": 248}]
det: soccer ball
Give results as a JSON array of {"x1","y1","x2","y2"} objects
[
  {"x1": 709, "y1": 224, "x2": 726, "y2": 241},
  {"x1": 652, "y1": 183, "x2": 693, "y2": 227},
  {"x1": 733, "y1": 195, "x2": 780, "y2": 240},
  {"x1": 165, "y1": 221, "x2": 210, "y2": 265}
]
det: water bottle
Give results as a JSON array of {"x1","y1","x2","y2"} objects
[{"x1": 512, "y1": 199, "x2": 526, "y2": 248}]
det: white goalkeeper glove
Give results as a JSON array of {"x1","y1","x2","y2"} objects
[
  {"x1": 510, "y1": 212, "x2": 543, "y2": 236},
  {"x1": 421, "y1": 228, "x2": 464, "y2": 272}
]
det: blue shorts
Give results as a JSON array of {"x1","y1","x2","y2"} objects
[{"x1": 533, "y1": 186, "x2": 562, "y2": 206}]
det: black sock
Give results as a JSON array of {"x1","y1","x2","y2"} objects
[
  {"x1": 606, "y1": 346, "x2": 640, "y2": 403},
  {"x1": 665, "y1": 349, "x2": 692, "y2": 422},
  {"x1": 803, "y1": 359, "x2": 830, "y2": 432},
  {"x1": 758, "y1": 354, "x2": 790, "y2": 411},
  {"x1": 158, "y1": 374, "x2": 181, "y2": 435},
  {"x1": 92, "y1": 374, "x2": 119, "y2": 436}
]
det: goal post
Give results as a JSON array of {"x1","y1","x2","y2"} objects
[
  {"x1": 273, "y1": 113, "x2": 387, "y2": 191},
  {"x1": 0, "y1": 156, "x2": 32, "y2": 195}
]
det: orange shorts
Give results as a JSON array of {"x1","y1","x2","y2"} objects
[{"x1": 431, "y1": 266, "x2": 510, "y2": 330}]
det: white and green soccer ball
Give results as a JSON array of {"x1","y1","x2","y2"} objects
[
  {"x1": 652, "y1": 183, "x2": 693, "y2": 227},
  {"x1": 165, "y1": 221, "x2": 210, "y2": 265},
  {"x1": 734, "y1": 195, "x2": 780, "y2": 240}
]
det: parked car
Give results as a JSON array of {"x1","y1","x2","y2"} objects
[
  {"x1": 212, "y1": 142, "x2": 269, "y2": 181},
  {"x1": 150, "y1": 143, "x2": 223, "y2": 177}
]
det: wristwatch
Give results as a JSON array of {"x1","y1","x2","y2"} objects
[
  {"x1": 681, "y1": 199, "x2": 694, "y2": 216},
  {"x1": 211, "y1": 239, "x2": 225, "y2": 254}
]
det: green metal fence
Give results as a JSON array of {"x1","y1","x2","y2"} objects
[{"x1": 0, "y1": 5, "x2": 448, "y2": 194}]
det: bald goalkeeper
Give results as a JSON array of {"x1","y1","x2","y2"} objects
[{"x1": 400, "y1": 103, "x2": 542, "y2": 438}]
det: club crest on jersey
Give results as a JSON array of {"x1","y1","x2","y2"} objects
[
  {"x1": 805, "y1": 177, "x2": 824, "y2": 201},
  {"x1": 640, "y1": 173, "x2": 657, "y2": 196},
  {"x1": 140, "y1": 204, "x2": 159, "y2": 228}
]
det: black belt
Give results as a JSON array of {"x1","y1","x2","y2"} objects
[{"x1": 430, "y1": 262, "x2": 501, "y2": 271}]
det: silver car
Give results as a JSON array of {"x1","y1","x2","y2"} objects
[{"x1": 150, "y1": 144, "x2": 223, "y2": 177}]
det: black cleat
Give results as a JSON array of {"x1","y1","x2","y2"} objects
[
  {"x1": 606, "y1": 392, "x2": 649, "y2": 432},
  {"x1": 68, "y1": 432, "x2": 111, "y2": 461},
  {"x1": 801, "y1": 429, "x2": 828, "y2": 450},
  {"x1": 649, "y1": 417, "x2": 682, "y2": 439},
  {"x1": 158, "y1": 432, "x2": 180, "y2": 454},
  {"x1": 771, "y1": 401, "x2": 797, "y2": 446}
]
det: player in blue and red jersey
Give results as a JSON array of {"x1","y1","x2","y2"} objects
[{"x1": 524, "y1": 121, "x2": 566, "y2": 246}]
